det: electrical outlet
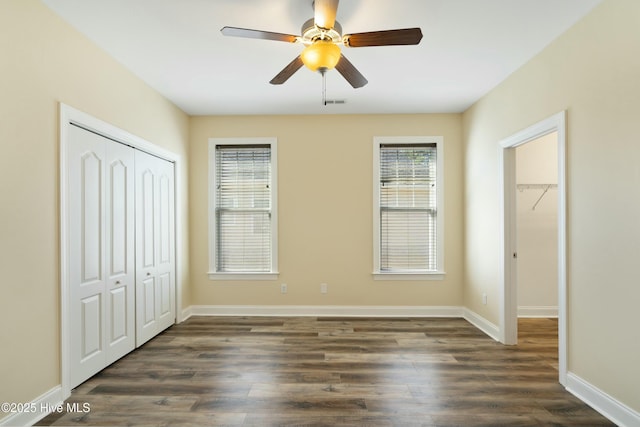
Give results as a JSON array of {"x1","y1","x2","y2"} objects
[
  {"x1": 482, "y1": 293, "x2": 487, "y2": 305},
  {"x1": 281, "y1": 283, "x2": 287, "y2": 294},
  {"x1": 320, "y1": 283, "x2": 328, "y2": 294}
]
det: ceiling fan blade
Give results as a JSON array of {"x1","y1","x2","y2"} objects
[
  {"x1": 270, "y1": 56, "x2": 304, "y2": 85},
  {"x1": 344, "y1": 28, "x2": 423, "y2": 47},
  {"x1": 314, "y1": 0, "x2": 339, "y2": 29},
  {"x1": 335, "y1": 54, "x2": 368, "y2": 88},
  {"x1": 221, "y1": 26, "x2": 298, "y2": 43}
]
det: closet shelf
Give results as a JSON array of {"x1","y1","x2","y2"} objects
[{"x1": 516, "y1": 183, "x2": 557, "y2": 190}]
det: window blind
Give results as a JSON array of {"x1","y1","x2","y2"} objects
[
  {"x1": 215, "y1": 145, "x2": 272, "y2": 272},
  {"x1": 379, "y1": 143, "x2": 437, "y2": 271}
]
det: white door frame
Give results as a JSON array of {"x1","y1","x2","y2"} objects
[
  {"x1": 59, "y1": 103, "x2": 183, "y2": 399},
  {"x1": 498, "y1": 111, "x2": 567, "y2": 385}
]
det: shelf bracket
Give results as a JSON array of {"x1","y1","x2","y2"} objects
[{"x1": 516, "y1": 183, "x2": 557, "y2": 210}]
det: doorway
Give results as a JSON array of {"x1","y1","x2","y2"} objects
[
  {"x1": 498, "y1": 111, "x2": 567, "y2": 386},
  {"x1": 516, "y1": 133, "x2": 558, "y2": 319}
]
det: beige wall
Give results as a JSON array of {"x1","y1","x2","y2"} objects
[
  {"x1": 463, "y1": 0, "x2": 640, "y2": 412},
  {"x1": 189, "y1": 114, "x2": 463, "y2": 307},
  {"x1": 0, "y1": 0, "x2": 189, "y2": 408}
]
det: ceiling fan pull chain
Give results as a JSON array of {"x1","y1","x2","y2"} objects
[{"x1": 321, "y1": 69, "x2": 327, "y2": 106}]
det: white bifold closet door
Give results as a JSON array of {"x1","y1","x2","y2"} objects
[
  {"x1": 67, "y1": 125, "x2": 176, "y2": 389},
  {"x1": 68, "y1": 125, "x2": 136, "y2": 388},
  {"x1": 135, "y1": 150, "x2": 176, "y2": 347}
]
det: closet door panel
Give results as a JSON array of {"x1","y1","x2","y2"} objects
[
  {"x1": 157, "y1": 160, "x2": 175, "y2": 331},
  {"x1": 159, "y1": 175, "x2": 171, "y2": 264},
  {"x1": 109, "y1": 161, "x2": 127, "y2": 274},
  {"x1": 135, "y1": 151, "x2": 158, "y2": 346},
  {"x1": 109, "y1": 287, "x2": 127, "y2": 342},
  {"x1": 68, "y1": 126, "x2": 107, "y2": 388},
  {"x1": 135, "y1": 150, "x2": 175, "y2": 345},
  {"x1": 159, "y1": 272, "x2": 172, "y2": 316},
  {"x1": 142, "y1": 277, "x2": 156, "y2": 325},
  {"x1": 105, "y1": 141, "x2": 135, "y2": 364},
  {"x1": 80, "y1": 294, "x2": 102, "y2": 359},
  {"x1": 141, "y1": 170, "x2": 156, "y2": 269},
  {"x1": 80, "y1": 152, "x2": 102, "y2": 284}
]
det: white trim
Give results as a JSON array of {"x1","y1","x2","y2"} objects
[
  {"x1": 181, "y1": 305, "x2": 194, "y2": 321},
  {"x1": 173, "y1": 157, "x2": 187, "y2": 324},
  {"x1": 207, "y1": 272, "x2": 279, "y2": 281},
  {"x1": 518, "y1": 306, "x2": 559, "y2": 318},
  {"x1": 208, "y1": 138, "x2": 279, "y2": 278},
  {"x1": 185, "y1": 305, "x2": 464, "y2": 318},
  {"x1": 498, "y1": 144, "x2": 517, "y2": 345},
  {"x1": 566, "y1": 372, "x2": 640, "y2": 427},
  {"x1": 59, "y1": 103, "x2": 183, "y2": 399},
  {"x1": 59, "y1": 105, "x2": 71, "y2": 400},
  {"x1": 498, "y1": 110, "x2": 567, "y2": 385},
  {"x1": 463, "y1": 308, "x2": 500, "y2": 341},
  {"x1": 62, "y1": 105, "x2": 178, "y2": 161},
  {"x1": 0, "y1": 386, "x2": 64, "y2": 427},
  {"x1": 373, "y1": 272, "x2": 445, "y2": 281},
  {"x1": 372, "y1": 136, "x2": 445, "y2": 275}
]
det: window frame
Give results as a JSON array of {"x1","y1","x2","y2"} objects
[
  {"x1": 208, "y1": 137, "x2": 278, "y2": 280},
  {"x1": 373, "y1": 136, "x2": 445, "y2": 280}
]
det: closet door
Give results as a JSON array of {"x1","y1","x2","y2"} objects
[
  {"x1": 156, "y1": 157, "x2": 176, "y2": 332},
  {"x1": 68, "y1": 125, "x2": 135, "y2": 388},
  {"x1": 105, "y1": 140, "x2": 136, "y2": 365},
  {"x1": 135, "y1": 150, "x2": 175, "y2": 346}
]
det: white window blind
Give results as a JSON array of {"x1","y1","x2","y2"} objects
[
  {"x1": 215, "y1": 144, "x2": 272, "y2": 273},
  {"x1": 379, "y1": 143, "x2": 437, "y2": 272}
]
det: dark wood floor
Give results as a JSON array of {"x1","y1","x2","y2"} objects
[{"x1": 38, "y1": 317, "x2": 614, "y2": 426}]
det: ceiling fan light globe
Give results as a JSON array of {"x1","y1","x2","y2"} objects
[{"x1": 301, "y1": 41, "x2": 341, "y2": 72}]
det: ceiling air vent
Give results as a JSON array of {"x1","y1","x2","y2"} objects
[{"x1": 324, "y1": 99, "x2": 346, "y2": 105}]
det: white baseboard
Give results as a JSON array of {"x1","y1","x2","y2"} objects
[
  {"x1": 183, "y1": 305, "x2": 464, "y2": 319},
  {"x1": 566, "y1": 372, "x2": 640, "y2": 427},
  {"x1": 0, "y1": 386, "x2": 64, "y2": 427},
  {"x1": 184, "y1": 305, "x2": 501, "y2": 342},
  {"x1": 180, "y1": 305, "x2": 193, "y2": 322},
  {"x1": 518, "y1": 305, "x2": 558, "y2": 318},
  {"x1": 462, "y1": 308, "x2": 500, "y2": 341}
]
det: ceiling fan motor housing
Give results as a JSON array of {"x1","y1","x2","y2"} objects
[{"x1": 301, "y1": 18, "x2": 342, "y2": 44}]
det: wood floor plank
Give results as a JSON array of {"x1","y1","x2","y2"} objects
[
  {"x1": 248, "y1": 383, "x2": 413, "y2": 399},
  {"x1": 191, "y1": 396, "x2": 368, "y2": 414},
  {"x1": 324, "y1": 352, "x2": 457, "y2": 363},
  {"x1": 87, "y1": 381, "x2": 252, "y2": 397},
  {"x1": 242, "y1": 413, "x2": 433, "y2": 426},
  {"x1": 36, "y1": 317, "x2": 615, "y2": 426}
]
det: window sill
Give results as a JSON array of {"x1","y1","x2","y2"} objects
[
  {"x1": 208, "y1": 272, "x2": 279, "y2": 281},
  {"x1": 373, "y1": 271, "x2": 445, "y2": 281}
]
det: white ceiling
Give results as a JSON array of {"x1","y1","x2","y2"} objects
[{"x1": 41, "y1": 0, "x2": 602, "y2": 116}]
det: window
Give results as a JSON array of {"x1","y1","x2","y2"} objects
[
  {"x1": 208, "y1": 138, "x2": 278, "y2": 280},
  {"x1": 373, "y1": 137, "x2": 444, "y2": 280}
]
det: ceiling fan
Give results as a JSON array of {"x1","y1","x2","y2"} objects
[{"x1": 221, "y1": 0, "x2": 423, "y2": 89}]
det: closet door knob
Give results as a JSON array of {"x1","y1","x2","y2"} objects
[{"x1": 146, "y1": 272, "x2": 151, "y2": 276}]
